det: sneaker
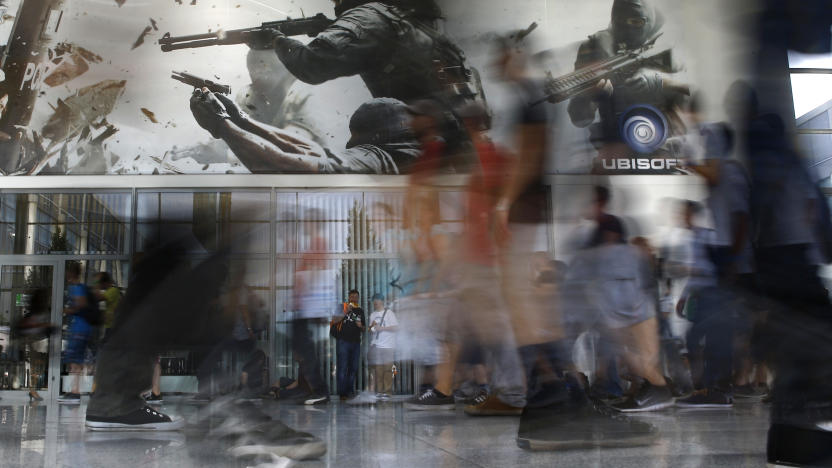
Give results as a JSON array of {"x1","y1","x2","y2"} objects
[
  {"x1": 346, "y1": 391, "x2": 377, "y2": 405},
  {"x1": 145, "y1": 393, "x2": 163, "y2": 405},
  {"x1": 464, "y1": 394, "x2": 523, "y2": 416},
  {"x1": 227, "y1": 420, "x2": 326, "y2": 461},
  {"x1": 611, "y1": 382, "x2": 674, "y2": 413},
  {"x1": 376, "y1": 393, "x2": 391, "y2": 401},
  {"x1": 277, "y1": 386, "x2": 310, "y2": 401},
  {"x1": 455, "y1": 386, "x2": 488, "y2": 405},
  {"x1": 665, "y1": 376, "x2": 693, "y2": 399},
  {"x1": 85, "y1": 406, "x2": 185, "y2": 431},
  {"x1": 517, "y1": 397, "x2": 658, "y2": 450},
  {"x1": 768, "y1": 423, "x2": 832, "y2": 466},
  {"x1": 404, "y1": 388, "x2": 455, "y2": 411},
  {"x1": 734, "y1": 384, "x2": 766, "y2": 400},
  {"x1": 302, "y1": 392, "x2": 329, "y2": 406},
  {"x1": 589, "y1": 379, "x2": 624, "y2": 401},
  {"x1": 675, "y1": 389, "x2": 733, "y2": 409},
  {"x1": 58, "y1": 393, "x2": 81, "y2": 404}
]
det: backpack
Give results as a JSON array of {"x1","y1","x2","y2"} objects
[
  {"x1": 330, "y1": 303, "x2": 348, "y2": 338},
  {"x1": 80, "y1": 284, "x2": 103, "y2": 326}
]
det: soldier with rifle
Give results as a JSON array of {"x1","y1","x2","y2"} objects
[
  {"x1": 162, "y1": 0, "x2": 485, "y2": 174},
  {"x1": 562, "y1": 0, "x2": 690, "y2": 172}
]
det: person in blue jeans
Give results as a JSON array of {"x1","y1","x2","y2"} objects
[
  {"x1": 335, "y1": 289, "x2": 365, "y2": 399},
  {"x1": 60, "y1": 262, "x2": 99, "y2": 404}
]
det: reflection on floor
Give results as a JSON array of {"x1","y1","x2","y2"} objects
[{"x1": 0, "y1": 395, "x2": 768, "y2": 467}]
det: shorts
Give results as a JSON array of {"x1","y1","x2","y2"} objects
[
  {"x1": 63, "y1": 317, "x2": 93, "y2": 365},
  {"x1": 368, "y1": 346, "x2": 395, "y2": 366}
]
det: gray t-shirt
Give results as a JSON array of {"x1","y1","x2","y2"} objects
[{"x1": 321, "y1": 142, "x2": 421, "y2": 175}]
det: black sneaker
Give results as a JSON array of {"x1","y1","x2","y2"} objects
[
  {"x1": 517, "y1": 397, "x2": 658, "y2": 450},
  {"x1": 145, "y1": 393, "x2": 163, "y2": 405},
  {"x1": 303, "y1": 392, "x2": 330, "y2": 405},
  {"x1": 455, "y1": 387, "x2": 488, "y2": 405},
  {"x1": 404, "y1": 388, "x2": 455, "y2": 410},
  {"x1": 58, "y1": 393, "x2": 81, "y2": 404},
  {"x1": 675, "y1": 389, "x2": 733, "y2": 409},
  {"x1": 85, "y1": 406, "x2": 184, "y2": 431},
  {"x1": 227, "y1": 420, "x2": 326, "y2": 461},
  {"x1": 611, "y1": 382, "x2": 674, "y2": 413},
  {"x1": 277, "y1": 386, "x2": 310, "y2": 401},
  {"x1": 768, "y1": 423, "x2": 832, "y2": 466}
]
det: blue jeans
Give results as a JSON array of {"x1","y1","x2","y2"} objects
[
  {"x1": 337, "y1": 340, "x2": 361, "y2": 397},
  {"x1": 63, "y1": 316, "x2": 93, "y2": 365}
]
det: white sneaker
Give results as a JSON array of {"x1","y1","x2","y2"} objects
[{"x1": 346, "y1": 391, "x2": 378, "y2": 405}]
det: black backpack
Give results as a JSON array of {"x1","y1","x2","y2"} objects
[{"x1": 79, "y1": 284, "x2": 104, "y2": 326}]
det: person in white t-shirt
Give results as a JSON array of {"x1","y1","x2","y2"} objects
[{"x1": 368, "y1": 293, "x2": 398, "y2": 399}]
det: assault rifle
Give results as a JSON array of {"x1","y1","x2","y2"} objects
[
  {"x1": 537, "y1": 34, "x2": 684, "y2": 105},
  {"x1": 159, "y1": 13, "x2": 334, "y2": 52},
  {"x1": 171, "y1": 71, "x2": 231, "y2": 94}
]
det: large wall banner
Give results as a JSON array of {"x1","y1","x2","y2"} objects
[{"x1": 0, "y1": 0, "x2": 751, "y2": 176}]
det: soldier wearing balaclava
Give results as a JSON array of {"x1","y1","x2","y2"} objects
[{"x1": 566, "y1": 0, "x2": 688, "y2": 157}]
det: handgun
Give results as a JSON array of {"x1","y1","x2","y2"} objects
[{"x1": 171, "y1": 71, "x2": 231, "y2": 95}]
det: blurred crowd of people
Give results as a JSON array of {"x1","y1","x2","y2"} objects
[{"x1": 9, "y1": 0, "x2": 830, "y2": 465}]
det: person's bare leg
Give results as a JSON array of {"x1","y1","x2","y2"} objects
[
  {"x1": 434, "y1": 343, "x2": 460, "y2": 397},
  {"x1": 152, "y1": 361, "x2": 161, "y2": 395},
  {"x1": 755, "y1": 364, "x2": 770, "y2": 388},
  {"x1": 473, "y1": 364, "x2": 488, "y2": 386},
  {"x1": 733, "y1": 335, "x2": 753, "y2": 386},
  {"x1": 618, "y1": 318, "x2": 666, "y2": 387},
  {"x1": 369, "y1": 365, "x2": 379, "y2": 393},
  {"x1": 71, "y1": 364, "x2": 82, "y2": 394},
  {"x1": 383, "y1": 363, "x2": 393, "y2": 395}
]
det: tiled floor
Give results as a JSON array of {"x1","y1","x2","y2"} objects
[{"x1": 0, "y1": 394, "x2": 769, "y2": 467}]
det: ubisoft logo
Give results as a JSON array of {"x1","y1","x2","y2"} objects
[{"x1": 618, "y1": 105, "x2": 669, "y2": 154}]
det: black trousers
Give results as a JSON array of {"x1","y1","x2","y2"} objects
[
  {"x1": 755, "y1": 244, "x2": 832, "y2": 412},
  {"x1": 87, "y1": 244, "x2": 231, "y2": 418},
  {"x1": 291, "y1": 318, "x2": 329, "y2": 395}
]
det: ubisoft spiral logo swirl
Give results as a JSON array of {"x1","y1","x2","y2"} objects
[{"x1": 618, "y1": 105, "x2": 669, "y2": 154}]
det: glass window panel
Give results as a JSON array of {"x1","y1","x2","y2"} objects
[
  {"x1": 228, "y1": 192, "x2": 270, "y2": 221},
  {"x1": 85, "y1": 193, "x2": 131, "y2": 224},
  {"x1": 297, "y1": 192, "x2": 362, "y2": 253},
  {"x1": 796, "y1": 133, "x2": 832, "y2": 182},
  {"x1": 0, "y1": 193, "x2": 131, "y2": 255},
  {"x1": 0, "y1": 265, "x2": 52, "y2": 390},
  {"x1": 137, "y1": 192, "x2": 160, "y2": 221},
  {"x1": 791, "y1": 73, "x2": 832, "y2": 119},
  {"x1": 229, "y1": 223, "x2": 270, "y2": 254},
  {"x1": 159, "y1": 223, "x2": 212, "y2": 254},
  {"x1": 276, "y1": 193, "x2": 297, "y2": 254},
  {"x1": 159, "y1": 193, "x2": 199, "y2": 222},
  {"x1": 364, "y1": 193, "x2": 406, "y2": 254}
]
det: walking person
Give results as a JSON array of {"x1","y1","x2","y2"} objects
[{"x1": 60, "y1": 262, "x2": 100, "y2": 404}]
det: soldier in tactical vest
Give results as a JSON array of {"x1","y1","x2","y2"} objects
[{"x1": 246, "y1": 0, "x2": 484, "y2": 173}]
